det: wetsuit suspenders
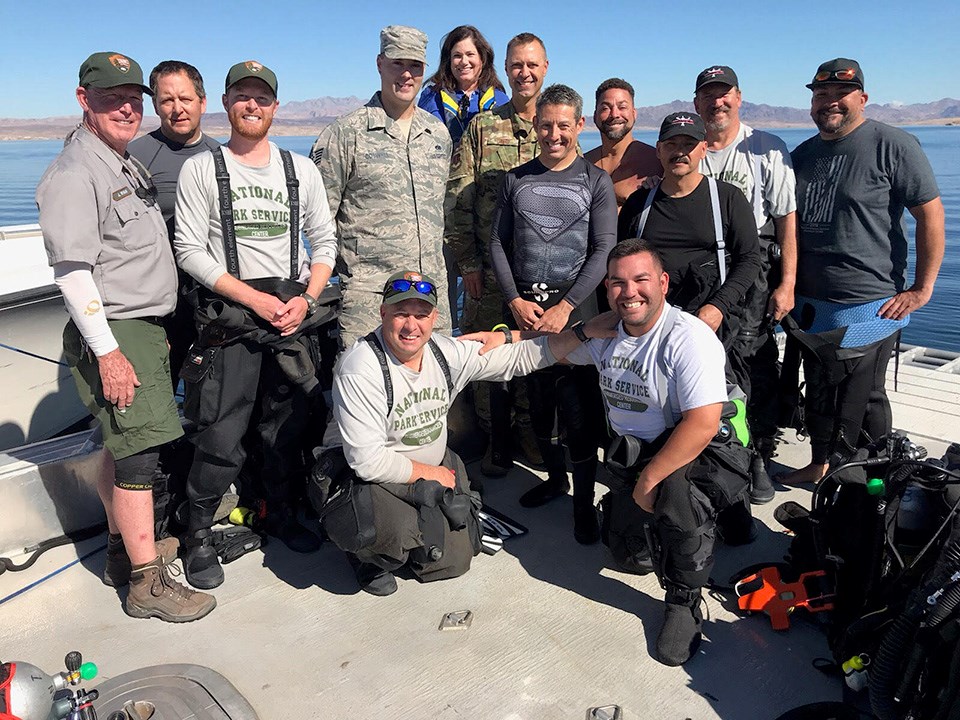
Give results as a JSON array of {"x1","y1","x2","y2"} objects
[
  {"x1": 633, "y1": 177, "x2": 726, "y2": 284},
  {"x1": 211, "y1": 147, "x2": 301, "y2": 280},
  {"x1": 362, "y1": 332, "x2": 454, "y2": 414}
]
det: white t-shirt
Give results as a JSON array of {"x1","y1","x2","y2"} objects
[
  {"x1": 328, "y1": 332, "x2": 555, "y2": 483},
  {"x1": 174, "y1": 143, "x2": 338, "y2": 288},
  {"x1": 566, "y1": 305, "x2": 727, "y2": 441},
  {"x1": 699, "y1": 122, "x2": 797, "y2": 231}
]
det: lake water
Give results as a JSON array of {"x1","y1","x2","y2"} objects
[{"x1": 2, "y1": 126, "x2": 957, "y2": 350}]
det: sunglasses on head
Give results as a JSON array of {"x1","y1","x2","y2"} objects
[
  {"x1": 389, "y1": 279, "x2": 435, "y2": 295},
  {"x1": 814, "y1": 68, "x2": 859, "y2": 82}
]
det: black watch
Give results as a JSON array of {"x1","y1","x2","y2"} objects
[
  {"x1": 300, "y1": 292, "x2": 319, "y2": 316},
  {"x1": 492, "y1": 324, "x2": 512, "y2": 344},
  {"x1": 572, "y1": 323, "x2": 589, "y2": 343}
]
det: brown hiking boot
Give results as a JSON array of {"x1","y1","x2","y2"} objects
[
  {"x1": 103, "y1": 535, "x2": 180, "y2": 587},
  {"x1": 125, "y1": 556, "x2": 216, "y2": 623}
]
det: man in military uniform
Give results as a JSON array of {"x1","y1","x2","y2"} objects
[
  {"x1": 445, "y1": 32, "x2": 549, "y2": 474},
  {"x1": 129, "y1": 60, "x2": 219, "y2": 388},
  {"x1": 311, "y1": 25, "x2": 451, "y2": 348},
  {"x1": 36, "y1": 52, "x2": 215, "y2": 622}
]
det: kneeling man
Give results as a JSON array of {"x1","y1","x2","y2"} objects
[
  {"x1": 323, "y1": 270, "x2": 593, "y2": 595},
  {"x1": 481, "y1": 239, "x2": 751, "y2": 665}
]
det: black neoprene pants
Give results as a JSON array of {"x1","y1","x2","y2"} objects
[
  {"x1": 801, "y1": 332, "x2": 897, "y2": 464},
  {"x1": 183, "y1": 339, "x2": 308, "y2": 530}
]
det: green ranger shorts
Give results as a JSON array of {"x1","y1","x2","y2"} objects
[{"x1": 63, "y1": 318, "x2": 183, "y2": 460}]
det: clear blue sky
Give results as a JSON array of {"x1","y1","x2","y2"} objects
[{"x1": 3, "y1": 0, "x2": 957, "y2": 119}]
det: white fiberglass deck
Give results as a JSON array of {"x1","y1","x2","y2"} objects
[{"x1": 2, "y1": 346, "x2": 958, "y2": 719}]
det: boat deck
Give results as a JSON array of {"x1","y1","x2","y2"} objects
[{"x1": 2, "y1": 346, "x2": 959, "y2": 719}]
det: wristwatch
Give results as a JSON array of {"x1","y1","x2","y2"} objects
[
  {"x1": 492, "y1": 323, "x2": 513, "y2": 344},
  {"x1": 300, "y1": 291, "x2": 319, "y2": 316},
  {"x1": 572, "y1": 323, "x2": 589, "y2": 343}
]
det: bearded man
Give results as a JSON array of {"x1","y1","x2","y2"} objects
[{"x1": 173, "y1": 60, "x2": 339, "y2": 589}]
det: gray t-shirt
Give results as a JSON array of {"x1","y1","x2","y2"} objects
[
  {"x1": 129, "y1": 129, "x2": 220, "y2": 243},
  {"x1": 792, "y1": 119, "x2": 940, "y2": 302},
  {"x1": 37, "y1": 126, "x2": 177, "y2": 319},
  {"x1": 329, "y1": 332, "x2": 555, "y2": 483},
  {"x1": 699, "y1": 122, "x2": 796, "y2": 237},
  {"x1": 174, "y1": 143, "x2": 338, "y2": 289}
]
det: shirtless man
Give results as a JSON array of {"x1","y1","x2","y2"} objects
[{"x1": 585, "y1": 78, "x2": 661, "y2": 212}]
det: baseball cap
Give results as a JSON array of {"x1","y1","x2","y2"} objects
[
  {"x1": 79, "y1": 52, "x2": 152, "y2": 95},
  {"x1": 806, "y1": 58, "x2": 864, "y2": 90},
  {"x1": 225, "y1": 60, "x2": 278, "y2": 95},
  {"x1": 658, "y1": 112, "x2": 706, "y2": 142},
  {"x1": 380, "y1": 25, "x2": 428, "y2": 64},
  {"x1": 695, "y1": 65, "x2": 739, "y2": 92},
  {"x1": 382, "y1": 270, "x2": 438, "y2": 307}
]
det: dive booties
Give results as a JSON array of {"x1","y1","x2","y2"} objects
[
  {"x1": 519, "y1": 472, "x2": 570, "y2": 508},
  {"x1": 183, "y1": 529, "x2": 224, "y2": 590},
  {"x1": 749, "y1": 451, "x2": 775, "y2": 505},
  {"x1": 656, "y1": 583, "x2": 704, "y2": 666},
  {"x1": 263, "y1": 507, "x2": 322, "y2": 554},
  {"x1": 347, "y1": 554, "x2": 398, "y2": 596}
]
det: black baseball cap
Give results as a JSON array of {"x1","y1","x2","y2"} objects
[
  {"x1": 695, "y1": 65, "x2": 739, "y2": 92},
  {"x1": 225, "y1": 60, "x2": 278, "y2": 95},
  {"x1": 382, "y1": 270, "x2": 438, "y2": 307},
  {"x1": 806, "y1": 58, "x2": 864, "y2": 90},
  {"x1": 658, "y1": 112, "x2": 706, "y2": 142},
  {"x1": 79, "y1": 52, "x2": 152, "y2": 95}
]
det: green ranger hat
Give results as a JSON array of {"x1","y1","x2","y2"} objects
[
  {"x1": 225, "y1": 60, "x2": 278, "y2": 95},
  {"x1": 79, "y1": 52, "x2": 152, "y2": 95},
  {"x1": 379, "y1": 25, "x2": 428, "y2": 64},
  {"x1": 382, "y1": 270, "x2": 438, "y2": 307}
]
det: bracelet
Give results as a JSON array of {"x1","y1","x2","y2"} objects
[
  {"x1": 492, "y1": 323, "x2": 513, "y2": 344},
  {"x1": 300, "y1": 292, "x2": 319, "y2": 316},
  {"x1": 572, "y1": 323, "x2": 589, "y2": 343}
]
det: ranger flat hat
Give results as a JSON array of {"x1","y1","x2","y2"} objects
[
  {"x1": 225, "y1": 60, "x2": 278, "y2": 95},
  {"x1": 379, "y1": 25, "x2": 428, "y2": 64},
  {"x1": 695, "y1": 65, "x2": 739, "y2": 92},
  {"x1": 658, "y1": 112, "x2": 706, "y2": 142},
  {"x1": 79, "y1": 52, "x2": 152, "y2": 95},
  {"x1": 807, "y1": 58, "x2": 864, "y2": 90},
  {"x1": 382, "y1": 270, "x2": 439, "y2": 307}
]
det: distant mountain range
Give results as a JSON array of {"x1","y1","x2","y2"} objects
[{"x1": 1, "y1": 97, "x2": 957, "y2": 141}]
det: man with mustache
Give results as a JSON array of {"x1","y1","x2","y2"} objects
[
  {"x1": 692, "y1": 65, "x2": 797, "y2": 497},
  {"x1": 174, "y1": 60, "x2": 339, "y2": 589},
  {"x1": 446, "y1": 33, "x2": 551, "y2": 476},
  {"x1": 312, "y1": 26, "x2": 452, "y2": 349},
  {"x1": 782, "y1": 58, "x2": 944, "y2": 485},
  {"x1": 619, "y1": 113, "x2": 761, "y2": 356},
  {"x1": 585, "y1": 78, "x2": 661, "y2": 212}
]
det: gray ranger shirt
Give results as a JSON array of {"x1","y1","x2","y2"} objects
[{"x1": 37, "y1": 125, "x2": 177, "y2": 319}]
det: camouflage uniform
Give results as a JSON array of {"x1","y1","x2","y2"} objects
[
  {"x1": 445, "y1": 103, "x2": 539, "y2": 432},
  {"x1": 311, "y1": 92, "x2": 452, "y2": 347},
  {"x1": 446, "y1": 103, "x2": 540, "y2": 331}
]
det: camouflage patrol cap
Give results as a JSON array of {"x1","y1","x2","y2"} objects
[
  {"x1": 225, "y1": 60, "x2": 278, "y2": 95},
  {"x1": 382, "y1": 270, "x2": 438, "y2": 307},
  {"x1": 379, "y1": 25, "x2": 428, "y2": 64},
  {"x1": 79, "y1": 52, "x2": 152, "y2": 95}
]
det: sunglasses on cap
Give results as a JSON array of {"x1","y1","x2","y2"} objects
[
  {"x1": 813, "y1": 68, "x2": 859, "y2": 82},
  {"x1": 389, "y1": 279, "x2": 435, "y2": 295}
]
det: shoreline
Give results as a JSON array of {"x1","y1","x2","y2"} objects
[{"x1": 2, "y1": 117, "x2": 958, "y2": 143}]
